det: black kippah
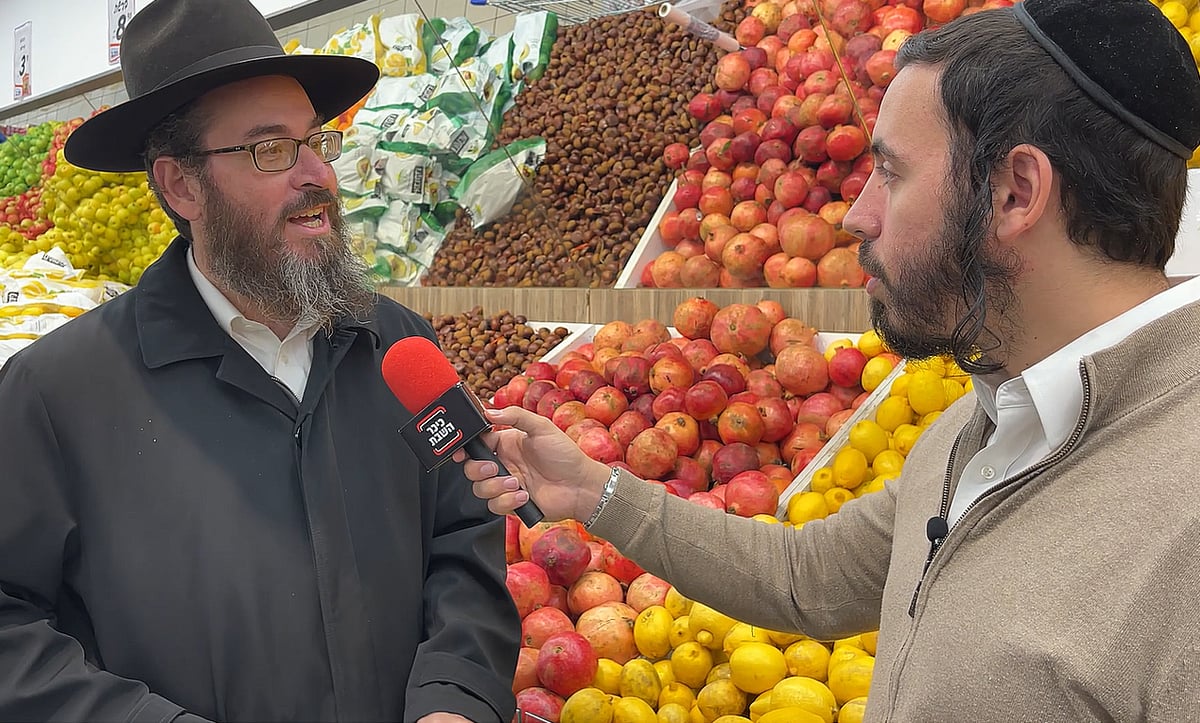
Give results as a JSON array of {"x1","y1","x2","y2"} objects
[{"x1": 1013, "y1": 0, "x2": 1200, "y2": 159}]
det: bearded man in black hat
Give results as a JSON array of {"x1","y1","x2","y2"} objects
[
  {"x1": 0, "y1": 1, "x2": 519, "y2": 722},
  {"x1": 462, "y1": 1, "x2": 1200, "y2": 721}
]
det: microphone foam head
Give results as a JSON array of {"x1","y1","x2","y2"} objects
[{"x1": 382, "y1": 336, "x2": 462, "y2": 412}]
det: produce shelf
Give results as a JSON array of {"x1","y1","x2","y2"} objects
[{"x1": 484, "y1": 0, "x2": 658, "y2": 25}]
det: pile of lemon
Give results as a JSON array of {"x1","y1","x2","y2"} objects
[
  {"x1": 560, "y1": 589, "x2": 874, "y2": 723},
  {"x1": 785, "y1": 354, "x2": 969, "y2": 526}
]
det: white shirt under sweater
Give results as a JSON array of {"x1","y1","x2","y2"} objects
[
  {"x1": 949, "y1": 275, "x2": 1200, "y2": 526},
  {"x1": 185, "y1": 247, "x2": 317, "y2": 404}
]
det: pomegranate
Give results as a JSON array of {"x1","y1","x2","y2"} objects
[
  {"x1": 828, "y1": 347, "x2": 869, "y2": 387},
  {"x1": 715, "y1": 52, "x2": 752, "y2": 92},
  {"x1": 865, "y1": 49, "x2": 898, "y2": 87},
  {"x1": 817, "y1": 247, "x2": 866, "y2": 288},
  {"x1": 625, "y1": 573, "x2": 673, "y2": 613},
  {"x1": 672, "y1": 456, "x2": 710, "y2": 494},
  {"x1": 747, "y1": 369, "x2": 784, "y2": 399},
  {"x1": 684, "y1": 379, "x2": 730, "y2": 422},
  {"x1": 532, "y1": 526, "x2": 593, "y2": 588},
  {"x1": 830, "y1": 383, "x2": 865, "y2": 409},
  {"x1": 673, "y1": 297, "x2": 721, "y2": 340},
  {"x1": 626, "y1": 428, "x2": 680, "y2": 480},
  {"x1": 701, "y1": 363, "x2": 748, "y2": 398},
  {"x1": 826, "y1": 408, "x2": 856, "y2": 437},
  {"x1": 599, "y1": 545, "x2": 646, "y2": 586},
  {"x1": 609, "y1": 410, "x2": 652, "y2": 449},
  {"x1": 736, "y1": 15, "x2": 768, "y2": 46},
  {"x1": 707, "y1": 354, "x2": 752, "y2": 380},
  {"x1": 681, "y1": 339, "x2": 720, "y2": 375},
  {"x1": 593, "y1": 320, "x2": 634, "y2": 351},
  {"x1": 689, "y1": 491, "x2": 725, "y2": 511},
  {"x1": 581, "y1": 386, "x2": 626, "y2": 427},
  {"x1": 796, "y1": 392, "x2": 843, "y2": 427},
  {"x1": 515, "y1": 688, "x2": 564, "y2": 722},
  {"x1": 567, "y1": 571, "x2": 624, "y2": 616},
  {"x1": 536, "y1": 631, "x2": 599, "y2": 699},
  {"x1": 756, "y1": 441, "x2": 783, "y2": 467},
  {"x1": 694, "y1": 439, "x2": 722, "y2": 477},
  {"x1": 505, "y1": 515, "x2": 522, "y2": 564},
  {"x1": 923, "y1": 0, "x2": 966, "y2": 23},
  {"x1": 551, "y1": 401, "x2": 590, "y2": 432},
  {"x1": 546, "y1": 585, "x2": 570, "y2": 617},
  {"x1": 712, "y1": 442, "x2": 761, "y2": 485},
  {"x1": 655, "y1": 411, "x2": 701, "y2": 457},
  {"x1": 513, "y1": 647, "x2": 539, "y2": 695},
  {"x1": 565, "y1": 418, "x2": 605, "y2": 443},
  {"x1": 575, "y1": 601, "x2": 638, "y2": 664},
  {"x1": 780, "y1": 211, "x2": 836, "y2": 261},
  {"x1": 689, "y1": 93, "x2": 722, "y2": 123},
  {"x1": 525, "y1": 362, "x2": 556, "y2": 381},
  {"x1": 781, "y1": 422, "x2": 827, "y2": 464},
  {"x1": 649, "y1": 387, "x2": 686, "y2": 421},
  {"x1": 722, "y1": 232, "x2": 772, "y2": 280},
  {"x1": 507, "y1": 561, "x2": 552, "y2": 618},
  {"x1": 826, "y1": 124, "x2": 868, "y2": 162},
  {"x1": 536, "y1": 388, "x2": 574, "y2": 420},
  {"x1": 522, "y1": 380, "x2": 558, "y2": 413},
  {"x1": 718, "y1": 401, "x2": 766, "y2": 446},
  {"x1": 770, "y1": 318, "x2": 819, "y2": 355},
  {"x1": 523, "y1": 606, "x2": 575, "y2": 649},
  {"x1": 726, "y1": 470, "x2": 781, "y2": 517},
  {"x1": 649, "y1": 357, "x2": 695, "y2": 395},
  {"x1": 775, "y1": 343, "x2": 830, "y2": 396},
  {"x1": 756, "y1": 397, "x2": 795, "y2": 442},
  {"x1": 710, "y1": 304, "x2": 773, "y2": 357},
  {"x1": 554, "y1": 358, "x2": 593, "y2": 390},
  {"x1": 611, "y1": 355, "x2": 652, "y2": 398},
  {"x1": 576, "y1": 427, "x2": 624, "y2": 464}
]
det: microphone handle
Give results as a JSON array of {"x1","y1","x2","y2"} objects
[{"x1": 464, "y1": 435, "x2": 545, "y2": 527}]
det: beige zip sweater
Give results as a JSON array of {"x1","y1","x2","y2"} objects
[{"x1": 589, "y1": 301, "x2": 1200, "y2": 722}]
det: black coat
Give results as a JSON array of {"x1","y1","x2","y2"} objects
[{"x1": 0, "y1": 238, "x2": 519, "y2": 723}]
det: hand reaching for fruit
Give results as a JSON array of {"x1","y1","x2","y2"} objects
[{"x1": 455, "y1": 406, "x2": 616, "y2": 522}]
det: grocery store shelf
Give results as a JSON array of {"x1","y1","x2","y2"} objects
[{"x1": 377, "y1": 285, "x2": 873, "y2": 331}]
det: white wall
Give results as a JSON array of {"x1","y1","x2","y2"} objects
[{"x1": 0, "y1": 0, "x2": 518, "y2": 125}]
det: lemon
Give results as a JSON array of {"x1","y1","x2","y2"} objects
[
  {"x1": 1190, "y1": 33, "x2": 1200, "y2": 62},
  {"x1": 769, "y1": 677, "x2": 837, "y2": 723},
  {"x1": 891, "y1": 424, "x2": 923, "y2": 456},
  {"x1": 748, "y1": 691, "x2": 772, "y2": 721},
  {"x1": 635, "y1": 606, "x2": 674, "y2": 660},
  {"x1": 847, "y1": 420, "x2": 889, "y2": 462},
  {"x1": 831, "y1": 447, "x2": 868, "y2": 489},
  {"x1": 907, "y1": 355, "x2": 947, "y2": 377},
  {"x1": 888, "y1": 373, "x2": 910, "y2": 399},
  {"x1": 612, "y1": 695, "x2": 658, "y2": 723},
  {"x1": 655, "y1": 660, "x2": 677, "y2": 688},
  {"x1": 783, "y1": 639, "x2": 832, "y2": 680},
  {"x1": 766, "y1": 629, "x2": 806, "y2": 647},
  {"x1": 942, "y1": 358, "x2": 969, "y2": 382},
  {"x1": 787, "y1": 492, "x2": 830, "y2": 526},
  {"x1": 1163, "y1": 0, "x2": 1189, "y2": 26},
  {"x1": 856, "y1": 329, "x2": 884, "y2": 357},
  {"x1": 665, "y1": 587, "x2": 694, "y2": 618},
  {"x1": 660, "y1": 682, "x2": 696, "y2": 710},
  {"x1": 823, "y1": 338, "x2": 855, "y2": 362},
  {"x1": 1190, "y1": 10, "x2": 1200, "y2": 32},
  {"x1": 942, "y1": 379, "x2": 965, "y2": 406},
  {"x1": 707, "y1": 662, "x2": 732, "y2": 684},
  {"x1": 697, "y1": 679, "x2": 748, "y2": 721},
  {"x1": 859, "y1": 631, "x2": 878, "y2": 656},
  {"x1": 759, "y1": 708, "x2": 827, "y2": 723},
  {"x1": 658, "y1": 702, "x2": 691, "y2": 723},
  {"x1": 875, "y1": 396, "x2": 914, "y2": 432},
  {"x1": 856, "y1": 476, "x2": 888, "y2": 498},
  {"x1": 828, "y1": 646, "x2": 866, "y2": 673},
  {"x1": 824, "y1": 487, "x2": 855, "y2": 514},
  {"x1": 723, "y1": 623, "x2": 773, "y2": 654},
  {"x1": 689, "y1": 706, "x2": 706, "y2": 723},
  {"x1": 837, "y1": 697, "x2": 869, "y2": 723},
  {"x1": 920, "y1": 411, "x2": 943, "y2": 427},
  {"x1": 906, "y1": 370, "x2": 946, "y2": 416},
  {"x1": 860, "y1": 355, "x2": 895, "y2": 392},
  {"x1": 810, "y1": 468, "x2": 835, "y2": 494},
  {"x1": 671, "y1": 641, "x2": 715, "y2": 688},
  {"x1": 728, "y1": 642, "x2": 788, "y2": 694},
  {"x1": 620, "y1": 658, "x2": 663, "y2": 708},
  {"x1": 690, "y1": 604, "x2": 739, "y2": 651},
  {"x1": 671, "y1": 616, "x2": 696, "y2": 648},
  {"x1": 963, "y1": 378, "x2": 973, "y2": 394},
  {"x1": 834, "y1": 635, "x2": 864, "y2": 651},
  {"x1": 562, "y1": 687, "x2": 616, "y2": 723},
  {"x1": 595, "y1": 658, "x2": 624, "y2": 695},
  {"x1": 711, "y1": 717, "x2": 753, "y2": 723},
  {"x1": 828, "y1": 655, "x2": 875, "y2": 706},
  {"x1": 752, "y1": 513, "x2": 781, "y2": 525}
]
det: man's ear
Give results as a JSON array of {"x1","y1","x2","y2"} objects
[
  {"x1": 991, "y1": 143, "x2": 1054, "y2": 245},
  {"x1": 151, "y1": 157, "x2": 203, "y2": 223}
]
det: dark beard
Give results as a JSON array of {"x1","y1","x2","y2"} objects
[
  {"x1": 858, "y1": 191, "x2": 1020, "y2": 372},
  {"x1": 203, "y1": 185, "x2": 376, "y2": 331}
]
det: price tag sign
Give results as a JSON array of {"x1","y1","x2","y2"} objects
[
  {"x1": 109, "y1": 0, "x2": 135, "y2": 65},
  {"x1": 13, "y1": 21, "x2": 31, "y2": 101}
]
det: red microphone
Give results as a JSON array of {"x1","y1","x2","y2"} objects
[{"x1": 382, "y1": 336, "x2": 544, "y2": 527}]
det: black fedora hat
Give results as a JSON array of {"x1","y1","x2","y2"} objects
[{"x1": 64, "y1": 0, "x2": 380, "y2": 173}]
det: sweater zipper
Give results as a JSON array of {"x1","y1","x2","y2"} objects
[{"x1": 906, "y1": 360, "x2": 1094, "y2": 617}]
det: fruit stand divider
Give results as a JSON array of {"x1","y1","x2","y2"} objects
[
  {"x1": 774, "y1": 358, "x2": 907, "y2": 519},
  {"x1": 614, "y1": 177, "x2": 678, "y2": 289}
]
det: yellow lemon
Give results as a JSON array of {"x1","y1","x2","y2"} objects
[
  {"x1": 748, "y1": 691, "x2": 772, "y2": 721},
  {"x1": 758, "y1": 708, "x2": 826, "y2": 723},
  {"x1": 828, "y1": 655, "x2": 875, "y2": 706},
  {"x1": 828, "y1": 646, "x2": 866, "y2": 674},
  {"x1": 665, "y1": 587, "x2": 693, "y2": 619},
  {"x1": 697, "y1": 679, "x2": 748, "y2": 721},
  {"x1": 769, "y1": 676, "x2": 837, "y2": 723},
  {"x1": 891, "y1": 424, "x2": 923, "y2": 457},
  {"x1": 831, "y1": 447, "x2": 868, "y2": 489},
  {"x1": 723, "y1": 623, "x2": 773, "y2": 654},
  {"x1": 824, "y1": 487, "x2": 855, "y2": 515},
  {"x1": 837, "y1": 697, "x2": 869, "y2": 723},
  {"x1": 787, "y1": 492, "x2": 830, "y2": 526},
  {"x1": 690, "y1": 604, "x2": 739, "y2": 651},
  {"x1": 1190, "y1": 9, "x2": 1200, "y2": 31},
  {"x1": 657, "y1": 702, "x2": 691, "y2": 723},
  {"x1": 784, "y1": 639, "x2": 832, "y2": 681},
  {"x1": 766, "y1": 629, "x2": 806, "y2": 647},
  {"x1": 941, "y1": 379, "x2": 965, "y2": 406},
  {"x1": 810, "y1": 468, "x2": 836, "y2": 494},
  {"x1": 689, "y1": 706, "x2": 706, "y2": 723},
  {"x1": 856, "y1": 476, "x2": 888, "y2": 498},
  {"x1": 906, "y1": 370, "x2": 946, "y2": 416},
  {"x1": 620, "y1": 658, "x2": 663, "y2": 708},
  {"x1": 711, "y1": 717, "x2": 753, "y2": 723},
  {"x1": 671, "y1": 616, "x2": 695, "y2": 648},
  {"x1": 635, "y1": 606, "x2": 674, "y2": 660},
  {"x1": 834, "y1": 635, "x2": 864, "y2": 651},
  {"x1": 1163, "y1": 0, "x2": 1189, "y2": 26},
  {"x1": 655, "y1": 660, "x2": 677, "y2": 688},
  {"x1": 859, "y1": 631, "x2": 878, "y2": 656},
  {"x1": 671, "y1": 642, "x2": 715, "y2": 689},
  {"x1": 823, "y1": 338, "x2": 855, "y2": 362},
  {"x1": 595, "y1": 658, "x2": 624, "y2": 695},
  {"x1": 612, "y1": 695, "x2": 658, "y2": 723},
  {"x1": 963, "y1": 378, "x2": 973, "y2": 394},
  {"x1": 888, "y1": 373, "x2": 910, "y2": 399},
  {"x1": 847, "y1": 420, "x2": 889, "y2": 462},
  {"x1": 729, "y1": 642, "x2": 788, "y2": 694},
  {"x1": 706, "y1": 662, "x2": 732, "y2": 685},
  {"x1": 920, "y1": 411, "x2": 943, "y2": 427},
  {"x1": 875, "y1": 396, "x2": 914, "y2": 432},
  {"x1": 752, "y1": 514, "x2": 781, "y2": 525},
  {"x1": 856, "y1": 329, "x2": 885, "y2": 357},
  {"x1": 659, "y1": 682, "x2": 696, "y2": 710},
  {"x1": 860, "y1": 355, "x2": 896, "y2": 392},
  {"x1": 942, "y1": 358, "x2": 969, "y2": 382},
  {"x1": 562, "y1": 687, "x2": 615, "y2": 723}
]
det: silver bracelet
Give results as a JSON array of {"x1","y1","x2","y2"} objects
[{"x1": 584, "y1": 466, "x2": 620, "y2": 529}]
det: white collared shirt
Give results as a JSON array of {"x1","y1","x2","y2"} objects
[
  {"x1": 948, "y1": 275, "x2": 1200, "y2": 526},
  {"x1": 186, "y1": 248, "x2": 318, "y2": 404}
]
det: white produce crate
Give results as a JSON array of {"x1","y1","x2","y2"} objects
[
  {"x1": 537, "y1": 322, "x2": 599, "y2": 364},
  {"x1": 614, "y1": 178, "x2": 676, "y2": 288}
]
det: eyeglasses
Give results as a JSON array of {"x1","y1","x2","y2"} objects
[{"x1": 193, "y1": 130, "x2": 343, "y2": 172}]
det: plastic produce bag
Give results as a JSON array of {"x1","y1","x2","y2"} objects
[
  {"x1": 318, "y1": 16, "x2": 379, "y2": 63},
  {"x1": 377, "y1": 14, "x2": 428, "y2": 76},
  {"x1": 423, "y1": 17, "x2": 483, "y2": 74},
  {"x1": 376, "y1": 141, "x2": 438, "y2": 205},
  {"x1": 365, "y1": 74, "x2": 440, "y2": 111},
  {"x1": 453, "y1": 137, "x2": 547, "y2": 230},
  {"x1": 509, "y1": 11, "x2": 558, "y2": 88}
]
